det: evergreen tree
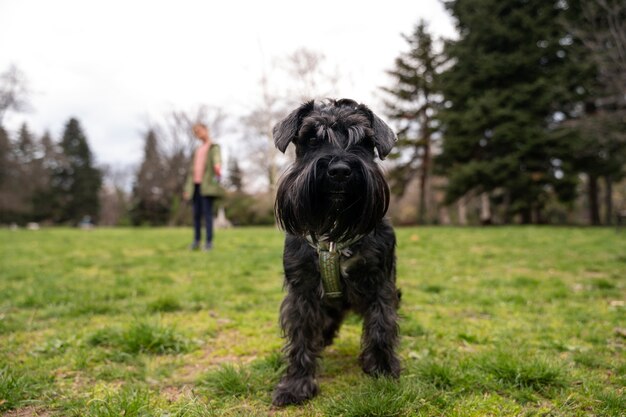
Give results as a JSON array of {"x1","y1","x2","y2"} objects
[
  {"x1": 13, "y1": 123, "x2": 37, "y2": 216},
  {"x1": 31, "y1": 131, "x2": 61, "y2": 222},
  {"x1": 15, "y1": 123, "x2": 35, "y2": 165},
  {"x1": 0, "y1": 124, "x2": 48, "y2": 222},
  {"x1": 227, "y1": 156, "x2": 244, "y2": 192},
  {"x1": 0, "y1": 125, "x2": 20, "y2": 221},
  {"x1": 0, "y1": 125, "x2": 10, "y2": 186},
  {"x1": 54, "y1": 118, "x2": 102, "y2": 223},
  {"x1": 438, "y1": 0, "x2": 584, "y2": 223},
  {"x1": 382, "y1": 20, "x2": 445, "y2": 224},
  {"x1": 130, "y1": 129, "x2": 169, "y2": 225},
  {"x1": 39, "y1": 131, "x2": 60, "y2": 172}
]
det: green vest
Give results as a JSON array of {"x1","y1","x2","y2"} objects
[{"x1": 184, "y1": 143, "x2": 224, "y2": 197}]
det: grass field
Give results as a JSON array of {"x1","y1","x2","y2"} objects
[{"x1": 0, "y1": 226, "x2": 624, "y2": 416}]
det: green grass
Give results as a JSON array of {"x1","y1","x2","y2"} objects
[
  {"x1": 0, "y1": 226, "x2": 624, "y2": 416},
  {"x1": 87, "y1": 320, "x2": 191, "y2": 354},
  {"x1": 0, "y1": 367, "x2": 44, "y2": 412}
]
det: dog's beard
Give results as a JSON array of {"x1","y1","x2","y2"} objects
[{"x1": 275, "y1": 155, "x2": 389, "y2": 241}]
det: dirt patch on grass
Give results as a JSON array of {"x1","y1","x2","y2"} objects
[
  {"x1": 4, "y1": 407, "x2": 51, "y2": 417},
  {"x1": 174, "y1": 328, "x2": 260, "y2": 382},
  {"x1": 161, "y1": 384, "x2": 196, "y2": 403}
]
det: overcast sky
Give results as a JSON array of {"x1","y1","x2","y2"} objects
[{"x1": 0, "y1": 0, "x2": 455, "y2": 168}]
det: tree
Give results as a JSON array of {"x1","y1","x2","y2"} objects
[
  {"x1": 438, "y1": 0, "x2": 585, "y2": 223},
  {"x1": 153, "y1": 105, "x2": 226, "y2": 225},
  {"x1": 0, "y1": 65, "x2": 31, "y2": 125},
  {"x1": 99, "y1": 163, "x2": 132, "y2": 226},
  {"x1": 53, "y1": 118, "x2": 102, "y2": 223},
  {"x1": 382, "y1": 20, "x2": 445, "y2": 224},
  {"x1": 227, "y1": 156, "x2": 244, "y2": 192},
  {"x1": 568, "y1": 0, "x2": 626, "y2": 224},
  {"x1": 0, "y1": 125, "x2": 21, "y2": 221},
  {"x1": 130, "y1": 129, "x2": 169, "y2": 225},
  {"x1": 0, "y1": 126, "x2": 10, "y2": 185},
  {"x1": 242, "y1": 72, "x2": 287, "y2": 195},
  {"x1": 30, "y1": 131, "x2": 62, "y2": 222},
  {"x1": 15, "y1": 123, "x2": 36, "y2": 165},
  {"x1": 11, "y1": 124, "x2": 37, "y2": 217},
  {"x1": 283, "y1": 48, "x2": 340, "y2": 103},
  {"x1": 0, "y1": 126, "x2": 62, "y2": 223},
  {"x1": 242, "y1": 48, "x2": 341, "y2": 195}
]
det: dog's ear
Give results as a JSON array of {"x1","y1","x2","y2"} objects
[
  {"x1": 372, "y1": 114, "x2": 397, "y2": 159},
  {"x1": 357, "y1": 105, "x2": 397, "y2": 159},
  {"x1": 273, "y1": 100, "x2": 315, "y2": 153}
]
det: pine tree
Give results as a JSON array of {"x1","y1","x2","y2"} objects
[
  {"x1": 0, "y1": 125, "x2": 20, "y2": 221},
  {"x1": 13, "y1": 123, "x2": 38, "y2": 217},
  {"x1": 227, "y1": 157, "x2": 244, "y2": 192},
  {"x1": 438, "y1": 0, "x2": 584, "y2": 223},
  {"x1": 31, "y1": 131, "x2": 61, "y2": 222},
  {"x1": 130, "y1": 129, "x2": 169, "y2": 225},
  {"x1": 39, "y1": 131, "x2": 60, "y2": 172},
  {"x1": 0, "y1": 125, "x2": 10, "y2": 186},
  {"x1": 382, "y1": 20, "x2": 445, "y2": 224},
  {"x1": 15, "y1": 123, "x2": 35, "y2": 165},
  {"x1": 54, "y1": 118, "x2": 102, "y2": 223}
]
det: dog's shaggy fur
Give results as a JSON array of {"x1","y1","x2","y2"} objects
[{"x1": 272, "y1": 99, "x2": 401, "y2": 406}]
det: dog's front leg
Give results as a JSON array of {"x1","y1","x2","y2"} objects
[
  {"x1": 272, "y1": 289, "x2": 323, "y2": 406},
  {"x1": 359, "y1": 285, "x2": 401, "y2": 378}
]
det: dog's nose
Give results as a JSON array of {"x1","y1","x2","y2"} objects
[{"x1": 328, "y1": 161, "x2": 352, "y2": 181}]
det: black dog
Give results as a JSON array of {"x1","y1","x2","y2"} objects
[{"x1": 272, "y1": 98, "x2": 401, "y2": 406}]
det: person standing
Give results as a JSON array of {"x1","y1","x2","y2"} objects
[{"x1": 183, "y1": 123, "x2": 222, "y2": 250}]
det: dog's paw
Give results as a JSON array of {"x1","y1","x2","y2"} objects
[{"x1": 272, "y1": 377, "x2": 319, "y2": 406}]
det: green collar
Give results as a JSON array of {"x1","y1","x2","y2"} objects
[{"x1": 306, "y1": 234, "x2": 364, "y2": 298}]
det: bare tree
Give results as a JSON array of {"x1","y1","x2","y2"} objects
[
  {"x1": 147, "y1": 105, "x2": 227, "y2": 199},
  {"x1": 242, "y1": 73, "x2": 287, "y2": 195},
  {"x1": 571, "y1": 0, "x2": 626, "y2": 223},
  {"x1": 0, "y1": 65, "x2": 31, "y2": 125},
  {"x1": 241, "y1": 48, "x2": 342, "y2": 195},
  {"x1": 283, "y1": 48, "x2": 340, "y2": 103},
  {"x1": 100, "y1": 163, "x2": 132, "y2": 225},
  {"x1": 161, "y1": 105, "x2": 227, "y2": 160},
  {"x1": 577, "y1": 0, "x2": 626, "y2": 108},
  {"x1": 146, "y1": 105, "x2": 226, "y2": 225}
]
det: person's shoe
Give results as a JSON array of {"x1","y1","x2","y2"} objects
[
  {"x1": 203, "y1": 242, "x2": 213, "y2": 251},
  {"x1": 189, "y1": 241, "x2": 200, "y2": 250}
]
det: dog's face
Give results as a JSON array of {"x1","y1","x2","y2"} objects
[{"x1": 274, "y1": 99, "x2": 397, "y2": 241}]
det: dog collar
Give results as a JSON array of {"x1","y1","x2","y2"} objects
[{"x1": 305, "y1": 234, "x2": 364, "y2": 298}]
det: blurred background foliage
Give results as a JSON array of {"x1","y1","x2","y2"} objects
[{"x1": 0, "y1": 0, "x2": 624, "y2": 227}]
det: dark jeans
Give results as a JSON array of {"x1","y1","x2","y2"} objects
[{"x1": 192, "y1": 184, "x2": 214, "y2": 243}]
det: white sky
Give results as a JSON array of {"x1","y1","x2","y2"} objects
[{"x1": 0, "y1": 0, "x2": 455, "y2": 168}]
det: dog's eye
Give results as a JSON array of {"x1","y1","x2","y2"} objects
[{"x1": 307, "y1": 137, "x2": 319, "y2": 146}]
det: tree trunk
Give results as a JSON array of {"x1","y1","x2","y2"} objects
[
  {"x1": 439, "y1": 205, "x2": 451, "y2": 225},
  {"x1": 479, "y1": 192, "x2": 491, "y2": 225},
  {"x1": 588, "y1": 174, "x2": 601, "y2": 225},
  {"x1": 268, "y1": 125, "x2": 278, "y2": 197},
  {"x1": 521, "y1": 206, "x2": 532, "y2": 224},
  {"x1": 604, "y1": 176, "x2": 613, "y2": 225},
  {"x1": 418, "y1": 144, "x2": 430, "y2": 225},
  {"x1": 503, "y1": 191, "x2": 512, "y2": 224},
  {"x1": 417, "y1": 112, "x2": 431, "y2": 225},
  {"x1": 532, "y1": 205, "x2": 543, "y2": 224},
  {"x1": 457, "y1": 196, "x2": 467, "y2": 225}
]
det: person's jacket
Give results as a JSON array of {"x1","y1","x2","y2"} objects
[{"x1": 184, "y1": 143, "x2": 223, "y2": 197}]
